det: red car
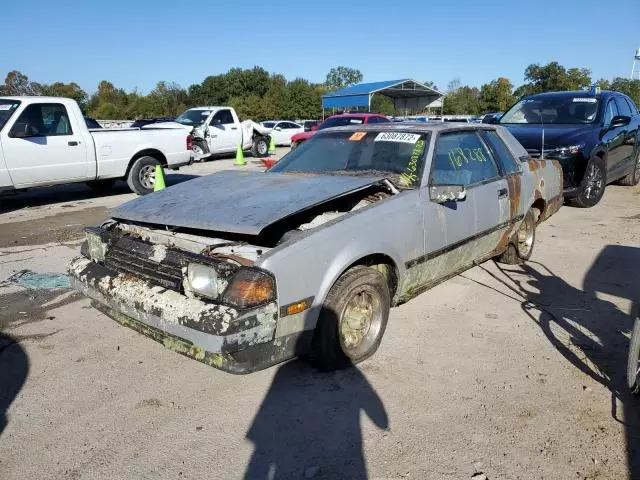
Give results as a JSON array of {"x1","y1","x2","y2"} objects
[{"x1": 290, "y1": 113, "x2": 390, "y2": 148}]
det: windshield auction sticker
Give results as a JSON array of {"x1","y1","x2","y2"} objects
[
  {"x1": 374, "y1": 132, "x2": 421, "y2": 143},
  {"x1": 349, "y1": 132, "x2": 367, "y2": 141},
  {"x1": 0, "y1": 104, "x2": 14, "y2": 111},
  {"x1": 573, "y1": 98, "x2": 597, "y2": 103}
]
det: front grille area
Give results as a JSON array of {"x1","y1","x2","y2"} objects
[{"x1": 104, "y1": 236, "x2": 184, "y2": 291}]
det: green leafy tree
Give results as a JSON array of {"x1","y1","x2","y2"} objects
[
  {"x1": 0, "y1": 70, "x2": 42, "y2": 95},
  {"x1": 479, "y1": 77, "x2": 515, "y2": 112},
  {"x1": 325, "y1": 66, "x2": 363, "y2": 91},
  {"x1": 40, "y1": 82, "x2": 88, "y2": 111},
  {"x1": 370, "y1": 94, "x2": 394, "y2": 115},
  {"x1": 515, "y1": 62, "x2": 591, "y2": 97},
  {"x1": 609, "y1": 77, "x2": 640, "y2": 107},
  {"x1": 443, "y1": 79, "x2": 481, "y2": 115}
]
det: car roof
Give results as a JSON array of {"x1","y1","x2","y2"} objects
[
  {"x1": 326, "y1": 113, "x2": 387, "y2": 118},
  {"x1": 524, "y1": 90, "x2": 618, "y2": 100}
]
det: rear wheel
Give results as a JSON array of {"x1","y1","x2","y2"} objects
[
  {"x1": 497, "y1": 209, "x2": 536, "y2": 265},
  {"x1": 126, "y1": 156, "x2": 160, "y2": 195},
  {"x1": 251, "y1": 136, "x2": 268, "y2": 157},
  {"x1": 309, "y1": 266, "x2": 390, "y2": 371},
  {"x1": 627, "y1": 314, "x2": 640, "y2": 395},
  {"x1": 618, "y1": 150, "x2": 640, "y2": 186},
  {"x1": 569, "y1": 156, "x2": 606, "y2": 208}
]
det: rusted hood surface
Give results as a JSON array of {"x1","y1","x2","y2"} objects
[{"x1": 110, "y1": 170, "x2": 382, "y2": 235}]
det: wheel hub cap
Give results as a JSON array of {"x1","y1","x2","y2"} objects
[
  {"x1": 139, "y1": 165, "x2": 155, "y2": 189},
  {"x1": 517, "y1": 214, "x2": 534, "y2": 257},
  {"x1": 584, "y1": 164, "x2": 603, "y2": 199},
  {"x1": 341, "y1": 291, "x2": 374, "y2": 349}
]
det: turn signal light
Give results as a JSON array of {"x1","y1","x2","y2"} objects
[{"x1": 221, "y1": 268, "x2": 275, "y2": 309}]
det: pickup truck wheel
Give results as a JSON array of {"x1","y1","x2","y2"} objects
[
  {"x1": 497, "y1": 209, "x2": 536, "y2": 265},
  {"x1": 127, "y1": 156, "x2": 160, "y2": 195},
  {"x1": 86, "y1": 179, "x2": 116, "y2": 192},
  {"x1": 251, "y1": 136, "x2": 268, "y2": 157},
  {"x1": 618, "y1": 150, "x2": 640, "y2": 186},
  {"x1": 192, "y1": 140, "x2": 209, "y2": 162},
  {"x1": 569, "y1": 156, "x2": 606, "y2": 208},
  {"x1": 310, "y1": 266, "x2": 390, "y2": 371}
]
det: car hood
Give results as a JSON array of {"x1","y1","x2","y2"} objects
[
  {"x1": 502, "y1": 124, "x2": 595, "y2": 150},
  {"x1": 110, "y1": 170, "x2": 383, "y2": 235},
  {"x1": 291, "y1": 131, "x2": 315, "y2": 142}
]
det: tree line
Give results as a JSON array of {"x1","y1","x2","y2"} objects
[{"x1": 1, "y1": 63, "x2": 639, "y2": 120}]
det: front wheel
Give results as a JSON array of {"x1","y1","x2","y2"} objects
[
  {"x1": 497, "y1": 209, "x2": 536, "y2": 265},
  {"x1": 627, "y1": 314, "x2": 640, "y2": 395},
  {"x1": 309, "y1": 266, "x2": 390, "y2": 371},
  {"x1": 569, "y1": 156, "x2": 606, "y2": 208},
  {"x1": 192, "y1": 140, "x2": 209, "y2": 162},
  {"x1": 251, "y1": 136, "x2": 268, "y2": 157},
  {"x1": 126, "y1": 156, "x2": 161, "y2": 195}
]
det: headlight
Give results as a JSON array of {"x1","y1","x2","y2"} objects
[
  {"x1": 220, "y1": 268, "x2": 275, "y2": 309},
  {"x1": 549, "y1": 144, "x2": 584, "y2": 158},
  {"x1": 85, "y1": 228, "x2": 107, "y2": 261},
  {"x1": 186, "y1": 263, "x2": 219, "y2": 300}
]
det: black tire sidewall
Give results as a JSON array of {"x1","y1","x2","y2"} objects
[
  {"x1": 311, "y1": 266, "x2": 390, "y2": 370},
  {"x1": 516, "y1": 209, "x2": 536, "y2": 262},
  {"x1": 628, "y1": 316, "x2": 640, "y2": 395},
  {"x1": 127, "y1": 156, "x2": 160, "y2": 195},
  {"x1": 254, "y1": 137, "x2": 268, "y2": 156}
]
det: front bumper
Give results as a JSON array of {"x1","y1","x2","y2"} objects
[{"x1": 68, "y1": 256, "x2": 302, "y2": 373}]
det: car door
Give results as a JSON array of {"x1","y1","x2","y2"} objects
[
  {"x1": 207, "y1": 109, "x2": 241, "y2": 153},
  {"x1": 1, "y1": 102, "x2": 90, "y2": 187},
  {"x1": 601, "y1": 98, "x2": 625, "y2": 176},
  {"x1": 614, "y1": 96, "x2": 637, "y2": 173},
  {"x1": 412, "y1": 130, "x2": 509, "y2": 287},
  {"x1": 271, "y1": 122, "x2": 289, "y2": 146}
]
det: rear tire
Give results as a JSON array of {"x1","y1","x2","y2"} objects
[
  {"x1": 86, "y1": 179, "x2": 116, "y2": 193},
  {"x1": 569, "y1": 156, "x2": 606, "y2": 208},
  {"x1": 309, "y1": 266, "x2": 390, "y2": 371},
  {"x1": 497, "y1": 209, "x2": 536, "y2": 265},
  {"x1": 627, "y1": 314, "x2": 640, "y2": 395},
  {"x1": 618, "y1": 150, "x2": 640, "y2": 186},
  {"x1": 251, "y1": 136, "x2": 268, "y2": 157},
  {"x1": 126, "y1": 156, "x2": 161, "y2": 195}
]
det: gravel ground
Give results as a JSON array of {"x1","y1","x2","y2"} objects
[{"x1": 1, "y1": 153, "x2": 640, "y2": 479}]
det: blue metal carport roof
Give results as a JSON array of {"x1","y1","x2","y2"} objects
[{"x1": 322, "y1": 79, "x2": 443, "y2": 110}]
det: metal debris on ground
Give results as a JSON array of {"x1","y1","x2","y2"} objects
[{"x1": 5, "y1": 269, "x2": 71, "y2": 290}]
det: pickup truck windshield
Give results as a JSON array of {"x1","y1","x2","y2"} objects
[
  {"x1": 270, "y1": 130, "x2": 429, "y2": 188},
  {"x1": 175, "y1": 109, "x2": 211, "y2": 126},
  {"x1": 0, "y1": 100, "x2": 20, "y2": 130},
  {"x1": 500, "y1": 97, "x2": 600, "y2": 125}
]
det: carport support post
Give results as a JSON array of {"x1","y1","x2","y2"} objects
[{"x1": 368, "y1": 94, "x2": 372, "y2": 112}]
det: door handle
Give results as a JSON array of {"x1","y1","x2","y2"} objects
[
  {"x1": 498, "y1": 188, "x2": 508, "y2": 198},
  {"x1": 230, "y1": 127, "x2": 238, "y2": 130},
  {"x1": 68, "y1": 141, "x2": 79, "y2": 146}
]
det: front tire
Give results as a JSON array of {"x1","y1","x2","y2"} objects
[
  {"x1": 309, "y1": 266, "x2": 390, "y2": 371},
  {"x1": 628, "y1": 314, "x2": 640, "y2": 395},
  {"x1": 618, "y1": 150, "x2": 640, "y2": 187},
  {"x1": 192, "y1": 140, "x2": 209, "y2": 162},
  {"x1": 569, "y1": 156, "x2": 606, "y2": 208},
  {"x1": 497, "y1": 209, "x2": 536, "y2": 265},
  {"x1": 126, "y1": 156, "x2": 161, "y2": 195},
  {"x1": 251, "y1": 136, "x2": 268, "y2": 157}
]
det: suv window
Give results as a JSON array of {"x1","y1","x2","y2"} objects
[
  {"x1": 604, "y1": 99, "x2": 619, "y2": 125},
  {"x1": 212, "y1": 109, "x2": 234, "y2": 125},
  {"x1": 625, "y1": 97, "x2": 639, "y2": 115},
  {"x1": 281, "y1": 122, "x2": 298, "y2": 129},
  {"x1": 9, "y1": 103, "x2": 73, "y2": 137},
  {"x1": 482, "y1": 130, "x2": 520, "y2": 175},
  {"x1": 614, "y1": 96, "x2": 632, "y2": 117},
  {"x1": 431, "y1": 131, "x2": 499, "y2": 186}
]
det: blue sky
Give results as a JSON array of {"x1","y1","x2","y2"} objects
[{"x1": 2, "y1": 0, "x2": 638, "y2": 94}]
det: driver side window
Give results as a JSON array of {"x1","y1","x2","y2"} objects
[
  {"x1": 212, "y1": 109, "x2": 234, "y2": 125},
  {"x1": 9, "y1": 103, "x2": 73, "y2": 138},
  {"x1": 430, "y1": 131, "x2": 499, "y2": 186},
  {"x1": 604, "y1": 100, "x2": 618, "y2": 126}
]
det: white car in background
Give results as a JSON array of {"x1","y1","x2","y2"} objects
[{"x1": 260, "y1": 120, "x2": 304, "y2": 146}]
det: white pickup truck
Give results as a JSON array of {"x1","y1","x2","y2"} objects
[
  {"x1": 0, "y1": 97, "x2": 193, "y2": 195},
  {"x1": 173, "y1": 106, "x2": 272, "y2": 160}
]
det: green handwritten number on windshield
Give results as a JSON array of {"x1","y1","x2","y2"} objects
[
  {"x1": 449, "y1": 147, "x2": 488, "y2": 169},
  {"x1": 400, "y1": 139, "x2": 425, "y2": 187}
]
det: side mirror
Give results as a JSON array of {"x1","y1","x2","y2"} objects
[
  {"x1": 610, "y1": 115, "x2": 631, "y2": 128},
  {"x1": 430, "y1": 184, "x2": 466, "y2": 203},
  {"x1": 211, "y1": 118, "x2": 222, "y2": 126}
]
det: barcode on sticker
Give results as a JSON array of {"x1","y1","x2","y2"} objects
[{"x1": 374, "y1": 132, "x2": 420, "y2": 143}]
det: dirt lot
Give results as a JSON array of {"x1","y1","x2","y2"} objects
[{"x1": 1, "y1": 153, "x2": 640, "y2": 479}]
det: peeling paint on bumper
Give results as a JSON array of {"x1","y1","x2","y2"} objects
[{"x1": 68, "y1": 256, "x2": 299, "y2": 373}]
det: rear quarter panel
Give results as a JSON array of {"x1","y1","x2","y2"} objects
[
  {"x1": 91, "y1": 128, "x2": 189, "y2": 178},
  {"x1": 521, "y1": 158, "x2": 563, "y2": 221}
]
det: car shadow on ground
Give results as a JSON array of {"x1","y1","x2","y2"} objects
[
  {"x1": 244, "y1": 341, "x2": 388, "y2": 479},
  {"x1": 0, "y1": 173, "x2": 200, "y2": 215},
  {"x1": 470, "y1": 248, "x2": 640, "y2": 477},
  {"x1": 0, "y1": 333, "x2": 29, "y2": 438}
]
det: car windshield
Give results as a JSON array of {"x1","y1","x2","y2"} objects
[
  {"x1": 270, "y1": 130, "x2": 429, "y2": 189},
  {"x1": 500, "y1": 96, "x2": 600, "y2": 125},
  {"x1": 175, "y1": 109, "x2": 211, "y2": 126},
  {"x1": 262, "y1": 122, "x2": 276, "y2": 128},
  {"x1": 0, "y1": 100, "x2": 20, "y2": 130},
  {"x1": 318, "y1": 116, "x2": 365, "y2": 130}
]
